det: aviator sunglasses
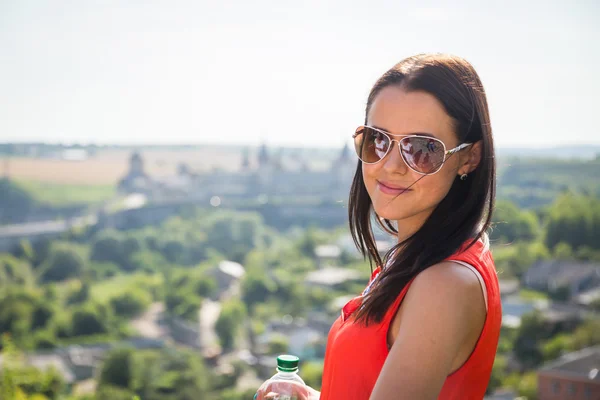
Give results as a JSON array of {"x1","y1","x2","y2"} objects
[{"x1": 353, "y1": 125, "x2": 472, "y2": 175}]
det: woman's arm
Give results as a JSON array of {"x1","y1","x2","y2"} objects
[{"x1": 369, "y1": 262, "x2": 486, "y2": 400}]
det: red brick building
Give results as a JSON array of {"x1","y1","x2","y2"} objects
[{"x1": 537, "y1": 346, "x2": 600, "y2": 400}]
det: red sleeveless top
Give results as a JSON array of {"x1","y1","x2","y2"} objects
[{"x1": 320, "y1": 239, "x2": 501, "y2": 400}]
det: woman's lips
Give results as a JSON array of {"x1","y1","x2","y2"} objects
[{"x1": 377, "y1": 181, "x2": 412, "y2": 195}]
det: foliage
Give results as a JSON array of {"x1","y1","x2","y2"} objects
[
  {"x1": 0, "y1": 334, "x2": 65, "y2": 399},
  {"x1": 0, "y1": 178, "x2": 37, "y2": 225},
  {"x1": 109, "y1": 289, "x2": 151, "y2": 319},
  {"x1": 497, "y1": 158, "x2": 600, "y2": 209},
  {"x1": 38, "y1": 243, "x2": 87, "y2": 283},
  {"x1": 70, "y1": 302, "x2": 113, "y2": 337},
  {"x1": 0, "y1": 288, "x2": 57, "y2": 347},
  {"x1": 2, "y1": 188, "x2": 600, "y2": 399},
  {"x1": 491, "y1": 200, "x2": 540, "y2": 243},
  {"x1": 98, "y1": 347, "x2": 135, "y2": 389},
  {"x1": 513, "y1": 311, "x2": 553, "y2": 368},
  {"x1": 301, "y1": 360, "x2": 324, "y2": 390},
  {"x1": 215, "y1": 299, "x2": 247, "y2": 351},
  {"x1": 241, "y1": 271, "x2": 278, "y2": 312},
  {"x1": 266, "y1": 333, "x2": 289, "y2": 355},
  {"x1": 487, "y1": 355, "x2": 507, "y2": 394},
  {"x1": 0, "y1": 255, "x2": 35, "y2": 288},
  {"x1": 97, "y1": 348, "x2": 210, "y2": 400},
  {"x1": 545, "y1": 194, "x2": 600, "y2": 251},
  {"x1": 493, "y1": 241, "x2": 550, "y2": 279}
]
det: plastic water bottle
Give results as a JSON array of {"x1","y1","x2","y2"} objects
[{"x1": 257, "y1": 354, "x2": 306, "y2": 399}]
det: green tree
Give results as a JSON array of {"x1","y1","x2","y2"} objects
[
  {"x1": 267, "y1": 333, "x2": 289, "y2": 354},
  {"x1": 0, "y1": 334, "x2": 64, "y2": 399},
  {"x1": 486, "y1": 355, "x2": 506, "y2": 394},
  {"x1": 215, "y1": 299, "x2": 247, "y2": 351},
  {"x1": 491, "y1": 200, "x2": 540, "y2": 243},
  {"x1": 0, "y1": 179, "x2": 36, "y2": 225},
  {"x1": 90, "y1": 232, "x2": 125, "y2": 265},
  {"x1": 99, "y1": 347, "x2": 135, "y2": 389},
  {"x1": 241, "y1": 272, "x2": 278, "y2": 311},
  {"x1": 570, "y1": 319, "x2": 600, "y2": 350},
  {"x1": 0, "y1": 289, "x2": 49, "y2": 344},
  {"x1": 71, "y1": 303, "x2": 112, "y2": 336},
  {"x1": 110, "y1": 290, "x2": 151, "y2": 319},
  {"x1": 545, "y1": 194, "x2": 600, "y2": 251},
  {"x1": 65, "y1": 280, "x2": 90, "y2": 305},
  {"x1": 542, "y1": 334, "x2": 573, "y2": 362},
  {"x1": 301, "y1": 361, "x2": 324, "y2": 390},
  {"x1": 38, "y1": 243, "x2": 86, "y2": 282},
  {"x1": 133, "y1": 348, "x2": 210, "y2": 400},
  {"x1": 193, "y1": 275, "x2": 218, "y2": 299},
  {"x1": 553, "y1": 242, "x2": 574, "y2": 260},
  {"x1": 0, "y1": 254, "x2": 34, "y2": 288},
  {"x1": 513, "y1": 311, "x2": 552, "y2": 368},
  {"x1": 516, "y1": 372, "x2": 538, "y2": 400}
]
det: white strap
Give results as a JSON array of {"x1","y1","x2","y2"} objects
[{"x1": 450, "y1": 260, "x2": 488, "y2": 312}]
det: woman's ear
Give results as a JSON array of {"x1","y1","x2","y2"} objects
[{"x1": 459, "y1": 141, "x2": 482, "y2": 175}]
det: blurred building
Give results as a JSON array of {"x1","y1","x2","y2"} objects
[
  {"x1": 537, "y1": 346, "x2": 600, "y2": 400},
  {"x1": 524, "y1": 260, "x2": 600, "y2": 300},
  {"x1": 117, "y1": 145, "x2": 355, "y2": 204},
  {"x1": 304, "y1": 267, "x2": 362, "y2": 289}
]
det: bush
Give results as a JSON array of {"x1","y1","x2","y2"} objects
[
  {"x1": 267, "y1": 333, "x2": 289, "y2": 355},
  {"x1": 110, "y1": 290, "x2": 151, "y2": 319},
  {"x1": 71, "y1": 304, "x2": 111, "y2": 336},
  {"x1": 300, "y1": 360, "x2": 324, "y2": 390},
  {"x1": 32, "y1": 330, "x2": 57, "y2": 350},
  {"x1": 39, "y1": 243, "x2": 86, "y2": 282},
  {"x1": 98, "y1": 347, "x2": 135, "y2": 389},
  {"x1": 215, "y1": 300, "x2": 247, "y2": 351}
]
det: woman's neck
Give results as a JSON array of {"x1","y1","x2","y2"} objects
[{"x1": 395, "y1": 214, "x2": 427, "y2": 244}]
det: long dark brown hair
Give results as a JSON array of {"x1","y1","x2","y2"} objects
[{"x1": 349, "y1": 53, "x2": 496, "y2": 325}]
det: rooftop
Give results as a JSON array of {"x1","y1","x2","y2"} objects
[
  {"x1": 218, "y1": 260, "x2": 246, "y2": 279},
  {"x1": 315, "y1": 244, "x2": 342, "y2": 259},
  {"x1": 539, "y1": 346, "x2": 600, "y2": 381},
  {"x1": 305, "y1": 267, "x2": 362, "y2": 287}
]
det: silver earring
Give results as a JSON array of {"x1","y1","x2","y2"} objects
[{"x1": 460, "y1": 173, "x2": 468, "y2": 181}]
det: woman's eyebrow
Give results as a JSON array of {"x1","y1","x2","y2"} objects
[{"x1": 371, "y1": 124, "x2": 437, "y2": 138}]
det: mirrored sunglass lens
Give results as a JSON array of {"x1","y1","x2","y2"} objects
[
  {"x1": 400, "y1": 137, "x2": 445, "y2": 173},
  {"x1": 354, "y1": 127, "x2": 390, "y2": 163}
]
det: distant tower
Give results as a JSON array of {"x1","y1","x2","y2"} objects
[
  {"x1": 258, "y1": 143, "x2": 269, "y2": 168},
  {"x1": 129, "y1": 151, "x2": 146, "y2": 178},
  {"x1": 339, "y1": 143, "x2": 351, "y2": 164},
  {"x1": 332, "y1": 143, "x2": 355, "y2": 189},
  {"x1": 256, "y1": 143, "x2": 273, "y2": 187},
  {"x1": 241, "y1": 148, "x2": 250, "y2": 170}
]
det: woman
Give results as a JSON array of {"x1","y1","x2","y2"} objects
[{"x1": 257, "y1": 53, "x2": 501, "y2": 400}]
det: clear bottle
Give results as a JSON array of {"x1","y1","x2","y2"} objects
[{"x1": 261, "y1": 354, "x2": 306, "y2": 399}]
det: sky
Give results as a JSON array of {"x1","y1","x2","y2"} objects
[{"x1": 0, "y1": 0, "x2": 598, "y2": 149}]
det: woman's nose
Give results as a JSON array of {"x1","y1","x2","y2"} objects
[{"x1": 382, "y1": 141, "x2": 408, "y2": 175}]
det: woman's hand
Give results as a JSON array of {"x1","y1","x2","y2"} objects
[{"x1": 255, "y1": 380, "x2": 320, "y2": 400}]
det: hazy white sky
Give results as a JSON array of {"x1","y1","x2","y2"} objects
[{"x1": 0, "y1": 0, "x2": 598, "y2": 148}]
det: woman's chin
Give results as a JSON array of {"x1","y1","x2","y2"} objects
[{"x1": 373, "y1": 208, "x2": 402, "y2": 222}]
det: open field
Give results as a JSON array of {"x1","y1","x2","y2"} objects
[
  {"x1": 1, "y1": 148, "x2": 261, "y2": 186},
  {"x1": 0, "y1": 147, "x2": 338, "y2": 185},
  {"x1": 90, "y1": 273, "x2": 163, "y2": 303},
  {"x1": 15, "y1": 180, "x2": 116, "y2": 206}
]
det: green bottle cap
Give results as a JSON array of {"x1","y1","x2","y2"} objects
[{"x1": 277, "y1": 354, "x2": 300, "y2": 372}]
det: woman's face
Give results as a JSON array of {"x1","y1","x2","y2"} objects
[{"x1": 363, "y1": 86, "x2": 464, "y2": 234}]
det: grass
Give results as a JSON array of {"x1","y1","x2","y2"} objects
[
  {"x1": 519, "y1": 288, "x2": 549, "y2": 301},
  {"x1": 91, "y1": 273, "x2": 163, "y2": 303},
  {"x1": 15, "y1": 179, "x2": 116, "y2": 206}
]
